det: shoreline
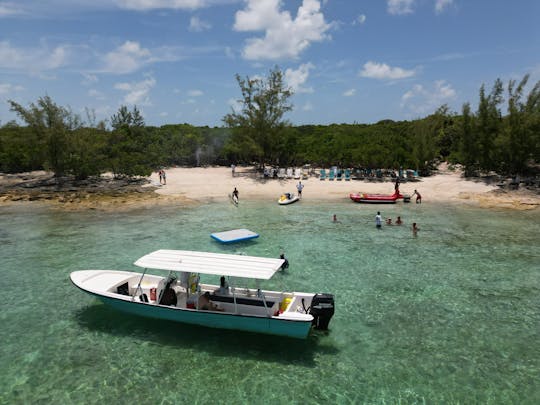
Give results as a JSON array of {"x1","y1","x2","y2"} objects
[{"x1": 1, "y1": 166, "x2": 538, "y2": 211}]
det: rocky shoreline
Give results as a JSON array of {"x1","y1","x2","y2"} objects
[{"x1": 0, "y1": 172, "x2": 175, "y2": 210}]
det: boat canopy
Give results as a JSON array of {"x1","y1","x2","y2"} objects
[{"x1": 134, "y1": 250, "x2": 285, "y2": 280}]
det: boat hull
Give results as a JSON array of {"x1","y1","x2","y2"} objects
[
  {"x1": 349, "y1": 193, "x2": 399, "y2": 204},
  {"x1": 89, "y1": 293, "x2": 311, "y2": 339},
  {"x1": 278, "y1": 196, "x2": 300, "y2": 205},
  {"x1": 70, "y1": 269, "x2": 314, "y2": 339}
]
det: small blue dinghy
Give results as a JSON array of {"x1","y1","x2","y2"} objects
[{"x1": 211, "y1": 229, "x2": 259, "y2": 243}]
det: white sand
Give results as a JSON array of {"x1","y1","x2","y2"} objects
[
  {"x1": 148, "y1": 164, "x2": 540, "y2": 210},
  {"x1": 149, "y1": 165, "x2": 499, "y2": 204}
]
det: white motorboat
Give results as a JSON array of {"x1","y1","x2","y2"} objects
[
  {"x1": 278, "y1": 193, "x2": 300, "y2": 205},
  {"x1": 70, "y1": 250, "x2": 335, "y2": 339}
]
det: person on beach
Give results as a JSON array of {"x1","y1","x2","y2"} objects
[
  {"x1": 231, "y1": 164, "x2": 236, "y2": 177},
  {"x1": 162, "y1": 169, "x2": 166, "y2": 185},
  {"x1": 296, "y1": 181, "x2": 304, "y2": 198},
  {"x1": 232, "y1": 187, "x2": 239, "y2": 202},
  {"x1": 375, "y1": 211, "x2": 382, "y2": 228},
  {"x1": 158, "y1": 169, "x2": 163, "y2": 184},
  {"x1": 396, "y1": 216, "x2": 403, "y2": 225},
  {"x1": 394, "y1": 177, "x2": 400, "y2": 193},
  {"x1": 412, "y1": 222, "x2": 419, "y2": 236},
  {"x1": 412, "y1": 189, "x2": 421, "y2": 203}
]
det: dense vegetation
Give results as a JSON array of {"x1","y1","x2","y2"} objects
[{"x1": 1, "y1": 73, "x2": 539, "y2": 179}]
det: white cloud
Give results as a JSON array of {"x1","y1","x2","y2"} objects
[
  {"x1": 88, "y1": 89, "x2": 106, "y2": 100},
  {"x1": 343, "y1": 88, "x2": 356, "y2": 97},
  {"x1": 435, "y1": 0, "x2": 453, "y2": 14},
  {"x1": 354, "y1": 14, "x2": 366, "y2": 25},
  {"x1": 302, "y1": 101, "x2": 313, "y2": 111},
  {"x1": 227, "y1": 97, "x2": 242, "y2": 113},
  {"x1": 285, "y1": 63, "x2": 314, "y2": 93},
  {"x1": 115, "y1": 0, "x2": 205, "y2": 10},
  {"x1": 234, "y1": 0, "x2": 331, "y2": 61},
  {"x1": 103, "y1": 41, "x2": 151, "y2": 74},
  {"x1": 0, "y1": 2, "x2": 25, "y2": 17},
  {"x1": 114, "y1": 75, "x2": 156, "y2": 105},
  {"x1": 81, "y1": 73, "x2": 99, "y2": 86},
  {"x1": 224, "y1": 46, "x2": 235, "y2": 59},
  {"x1": 0, "y1": 83, "x2": 24, "y2": 95},
  {"x1": 360, "y1": 61, "x2": 416, "y2": 80},
  {"x1": 189, "y1": 16, "x2": 212, "y2": 32},
  {"x1": 187, "y1": 89, "x2": 204, "y2": 97},
  {"x1": 0, "y1": 41, "x2": 68, "y2": 73},
  {"x1": 401, "y1": 80, "x2": 456, "y2": 115},
  {"x1": 387, "y1": 0, "x2": 415, "y2": 15}
]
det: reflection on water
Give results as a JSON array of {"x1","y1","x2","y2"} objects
[{"x1": 0, "y1": 202, "x2": 539, "y2": 403}]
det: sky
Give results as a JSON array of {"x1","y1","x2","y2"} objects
[{"x1": 0, "y1": 0, "x2": 539, "y2": 128}]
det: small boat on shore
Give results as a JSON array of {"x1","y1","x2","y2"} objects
[
  {"x1": 350, "y1": 192, "x2": 402, "y2": 204},
  {"x1": 278, "y1": 193, "x2": 300, "y2": 205},
  {"x1": 70, "y1": 250, "x2": 335, "y2": 339}
]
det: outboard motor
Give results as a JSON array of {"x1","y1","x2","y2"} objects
[{"x1": 309, "y1": 293, "x2": 335, "y2": 330}]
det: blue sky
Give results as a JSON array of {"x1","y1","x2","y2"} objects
[{"x1": 1, "y1": 0, "x2": 539, "y2": 128}]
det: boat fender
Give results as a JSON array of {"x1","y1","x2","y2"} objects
[
  {"x1": 279, "y1": 297, "x2": 292, "y2": 313},
  {"x1": 150, "y1": 288, "x2": 156, "y2": 301},
  {"x1": 189, "y1": 274, "x2": 199, "y2": 293}
]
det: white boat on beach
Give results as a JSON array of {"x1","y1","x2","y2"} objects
[{"x1": 70, "y1": 250, "x2": 335, "y2": 339}]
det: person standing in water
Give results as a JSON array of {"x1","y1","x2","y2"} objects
[
  {"x1": 232, "y1": 187, "x2": 239, "y2": 203},
  {"x1": 412, "y1": 189, "x2": 422, "y2": 203},
  {"x1": 375, "y1": 211, "x2": 382, "y2": 229}
]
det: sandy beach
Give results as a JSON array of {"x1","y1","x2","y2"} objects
[
  {"x1": 149, "y1": 164, "x2": 539, "y2": 210},
  {"x1": 1, "y1": 164, "x2": 538, "y2": 210}
]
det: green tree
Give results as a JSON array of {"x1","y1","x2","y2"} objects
[
  {"x1": 8, "y1": 96, "x2": 82, "y2": 177},
  {"x1": 107, "y1": 106, "x2": 153, "y2": 177},
  {"x1": 459, "y1": 102, "x2": 477, "y2": 176},
  {"x1": 223, "y1": 66, "x2": 293, "y2": 166},
  {"x1": 110, "y1": 105, "x2": 145, "y2": 130},
  {"x1": 476, "y1": 79, "x2": 503, "y2": 172}
]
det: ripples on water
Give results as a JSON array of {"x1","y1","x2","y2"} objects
[{"x1": 0, "y1": 201, "x2": 539, "y2": 403}]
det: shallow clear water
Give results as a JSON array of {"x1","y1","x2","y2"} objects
[{"x1": 1, "y1": 200, "x2": 539, "y2": 404}]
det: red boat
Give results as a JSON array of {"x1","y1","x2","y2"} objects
[{"x1": 349, "y1": 191, "x2": 403, "y2": 204}]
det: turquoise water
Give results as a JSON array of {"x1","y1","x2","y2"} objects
[{"x1": 0, "y1": 200, "x2": 539, "y2": 404}]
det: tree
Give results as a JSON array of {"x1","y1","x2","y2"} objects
[
  {"x1": 107, "y1": 105, "x2": 153, "y2": 177},
  {"x1": 459, "y1": 102, "x2": 478, "y2": 176},
  {"x1": 476, "y1": 79, "x2": 503, "y2": 172},
  {"x1": 9, "y1": 96, "x2": 82, "y2": 177},
  {"x1": 110, "y1": 105, "x2": 145, "y2": 130},
  {"x1": 223, "y1": 66, "x2": 293, "y2": 166}
]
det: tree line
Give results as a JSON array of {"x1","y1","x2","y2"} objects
[{"x1": 1, "y1": 70, "x2": 538, "y2": 180}]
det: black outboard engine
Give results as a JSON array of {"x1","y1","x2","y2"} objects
[{"x1": 309, "y1": 293, "x2": 335, "y2": 330}]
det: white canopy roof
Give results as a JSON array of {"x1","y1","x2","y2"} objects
[{"x1": 134, "y1": 250, "x2": 285, "y2": 280}]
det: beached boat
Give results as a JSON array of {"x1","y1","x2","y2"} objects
[
  {"x1": 349, "y1": 192, "x2": 401, "y2": 203},
  {"x1": 70, "y1": 250, "x2": 335, "y2": 339},
  {"x1": 278, "y1": 193, "x2": 300, "y2": 205}
]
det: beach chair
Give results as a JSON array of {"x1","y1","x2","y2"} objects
[
  {"x1": 328, "y1": 169, "x2": 335, "y2": 181},
  {"x1": 344, "y1": 169, "x2": 351, "y2": 181},
  {"x1": 336, "y1": 169, "x2": 342, "y2": 181},
  {"x1": 277, "y1": 168, "x2": 286, "y2": 179},
  {"x1": 319, "y1": 169, "x2": 327, "y2": 180},
  {"x1": 286, "y1": 168, "x2": 293, "y2": 178},
  {"x1": 294, "y1": 168, "x2": 301, "y2": 179}
]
